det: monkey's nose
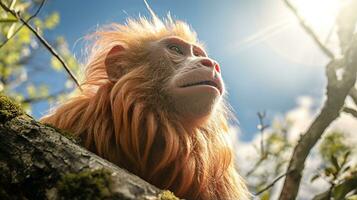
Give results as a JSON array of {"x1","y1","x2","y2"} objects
[
  {"x1": 214, "y1": 63, "x2": 220, "y2": 73},
  {"x1": 200, "y1": 59, "x2": 220, "y2": 73}
]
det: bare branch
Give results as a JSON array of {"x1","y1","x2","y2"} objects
[
  {"x1": 278, "y1": 36, "x2": 357, "y2": 200},
  {"x1": 21, "y1": 89, "x2": 68, "y2": 104},
  {"x1": 0, "y1": 1, "x2": 82, "y2": 91},
  {"x1": 245, "y1": 155, "x2": 267, "y2": 177},
  {"x1": 0, "y1": 0, "x2": 46, "y2": 48},
  {"x1": 257, "y1": 111, "x2": 268, "y2": 156},
  {"x1": 245, "y1": 112, "x2": 269, "y2": 177},
  {"x1": 255, "y1": 170, "x2": 294, "y2": 196},
  {"x1": 283, "y1": 0, "x2": 335, "y2": 59},
  {"x1": 343, "y1": 107, "x2": 357, "y2": 118}
]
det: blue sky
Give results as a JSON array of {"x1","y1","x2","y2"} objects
[{"x1": 33, "y1": 0, "x2": 330, "y2": 141}]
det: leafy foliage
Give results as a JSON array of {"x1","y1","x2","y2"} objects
[
  {"x1": 310, "y1": 132, "x2": 357, "y2": 199},
  {"x1": 245, "y1": 119, "x2": 293, "y2": 198},
  {"x1": 246, "y1": 118, "x2": 357, "y2": 200},
  {"x1": 0, "y1": 0, "x2": 78, "y2": 113}
]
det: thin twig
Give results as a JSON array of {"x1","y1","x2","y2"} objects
[
  {"x1": 245, "y1": 112, "x2": 269, "y2": 177},
  {"x1": 0, "y1": 0, "x2": 46, "y2": 48},
  {"x1": 246, "y1": 155, "x2": 266, "y2": 177},
  {"x1": 0, "y1": 1, "x2": 82, "y2": 91},
  {"x1": 343, "y1": 107, "x2": 357, "y2": 118},
  {"x1": 283, "y1": 0, "x2": 335, "y2": 59},
  {"x1": 255, "y1": 170, "x2": 294, "y2": 196},
  {"x1": 257, "y1": 111, "x2": 269, "y2": 156},
  {"x1": 22, "y1": 89, "x2": 68, "y2": 104}
]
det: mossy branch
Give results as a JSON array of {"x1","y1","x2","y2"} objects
[{"x1": 0, "y1": 94, "x2": 180, "y2": 200}]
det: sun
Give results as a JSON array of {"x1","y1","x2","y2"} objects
[
  {"x1": 232, "y1": 0, "x2": 350, "y2": 66},
  {"x1": 263, "y1": 0, "x2": 345, "y2": 66},
  {"x1": 291, "y1": 0, "x2": 341, "y2": 35}
]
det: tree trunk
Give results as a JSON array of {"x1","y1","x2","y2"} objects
[{"x1": 0, "y1": 95, "x2": 179, "y2": 200}]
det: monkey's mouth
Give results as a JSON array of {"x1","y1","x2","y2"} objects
[{"x1": 179, "y1": 80, "x2": 222, "y2": 94}]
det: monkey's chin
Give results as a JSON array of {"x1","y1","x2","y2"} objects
[{"x1": 171, "y1": 85, "x2": 221, "y2": 125}]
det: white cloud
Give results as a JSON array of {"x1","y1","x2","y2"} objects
[
  {"x1": 285, "y1": 96, "x2": 316, "y2": 141},
  {"x1": 233, "y1": 95, "x2": 357, "y2": 200}
]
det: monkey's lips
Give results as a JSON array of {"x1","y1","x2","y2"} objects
[{"x1": 179, "y1": 79, "x2": 223, "y2": 95}]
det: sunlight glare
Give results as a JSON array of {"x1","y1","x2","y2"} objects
[
  {"x1": 292, "y1": 0, "x2": 341, "y2": 35},
  {"x1": 263, "y1": 0, "x2": 345, "y2": 66}
]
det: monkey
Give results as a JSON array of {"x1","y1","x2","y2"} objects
[{"x1": 41, "y1": 11, "x2": 249, "y2": 200}]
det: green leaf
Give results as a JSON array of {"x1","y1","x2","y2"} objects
[
  {"x1": 310, "y1": 174, "x2": 320, "y2": 183},
  {"x1": 33, "y1": 18, "x2": 43, "y2": 29},
  {"x1": 0, "y1": 18, "x2": 17, "y2": 23},
  {"x1": 18, "y1": 27, "x2": 31, "y2": 44},
  {"x1": 331, "y1": 155, "x2": 340, "y2": 171},
  {"x1": 14, "y1": 2, "x2": 30, "y2": 12},
  {"x1": 7, "y1": 23, "x2": 17, "y2": 39},
  {"x1": 260, "y1": 191, "x2": 270, "y2": 200},
  {"x1": 9, "y1": 0, "x2": 17, "y2": 10},
  {"x1": 324, "y1": 167, "x2": 335, "y2": 177},
  {"x1": 333, "y1": 176, "x2": 357, "y2": 199},
  {"x1": 342, "y1": 166, "x2": 350, "y2": 173},
  {"x1": 346, "y1": 195, "x2": 357, "y2": 200},
  {"x1": 51, "y1": 56, "x2": 62, "y2": 71},
  {"x1": 341, "y1": 151, "x2": 351, "y2": 167},
  {"x1": 39, "y1": 85, "x2": 49, "y2": 97},
  {"x1": 26, "y1": 84, "x2": 36, "y2": 98},
  {"x1": 0, "y1": 82, "x2": 4, "y2": 92},
  {"x1": 44, "y1": 12, "x2": 60, "y2": 29}
]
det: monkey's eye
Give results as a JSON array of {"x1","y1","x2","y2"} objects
[
  {"x1": 168, "y1": 44, "x2": 183, "y2": 55},
  {"x1": 194, "y1": 51, "x2": 204, "y2": 57}
]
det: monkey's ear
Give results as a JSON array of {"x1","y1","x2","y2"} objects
[{"x1": 105, "y1": 45, "x2": 125, "y2": 82}]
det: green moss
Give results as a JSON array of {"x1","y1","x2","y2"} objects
[
  {"x1": 43, "y1": 123, "x2": 81, "y2": 144},
  {"x1": 57, "y1": 169, "x2": 112, "y2": 200},
  {"x1": 158, "y1": 191, "x2": 180, "y2": 200},
  {"x1": 0, "y1": 94, "x2": 24, "y2": 123}
]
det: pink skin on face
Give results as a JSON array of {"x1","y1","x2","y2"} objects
[{"x1": 159, "y1": 36, "x2": 225, "y2": 124}]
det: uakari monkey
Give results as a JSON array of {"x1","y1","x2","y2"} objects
[{"x1": 41, "y1": 10, "x2": 249, "y2": 200}]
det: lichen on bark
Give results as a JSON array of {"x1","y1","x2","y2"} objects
[
  {"x1": 57, "y1": 169, "x2": 113, "y2": 200},
  {"x1": 0, "y1": 94, "x2": 24, "y2": 123},
  {"x1": 158, "y1": 191, "x2": 180, "y2": 200},
  {"x1": 0, "y1": 94, "x2": 181, "y2": 200}
]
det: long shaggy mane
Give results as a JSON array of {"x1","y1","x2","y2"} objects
[{"x1": 41, "y1": 15, "x2": 249, "y2": 200}]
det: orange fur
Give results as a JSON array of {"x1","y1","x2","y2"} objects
[{"x1": 41, "y1": 16, "x2": 249, "y2": 200}]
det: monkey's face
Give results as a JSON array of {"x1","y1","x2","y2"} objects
[
  {"x1": 151, "y1": 36, "x2": 224, "y2": 124},
  {"x1": 105, "y1": 36, "x2": 224, "y2": 125}
]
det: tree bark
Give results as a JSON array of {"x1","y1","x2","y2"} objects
[{"x1": 0, "y1": 95, "x2": 179, "y2": 200}]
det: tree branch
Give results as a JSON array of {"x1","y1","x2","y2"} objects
[
  {"x1": 0, "y1": 0, "x2": 82, "y2": 91},
  {"x1": 0, "y1": 0, "x2": 46, "y2": 48},
  {"x1": 245, "y1": 155, "x2": 266, "y2": 177},
  {"x1": 255, "y1": 170, "x2": 294, "y2": 196},
  {"x1": 0, "y1": 95, "x2": 179, "y2": 199},
  {"x1": 278, "y1": 36, "x2": 357, "y2": 199},
  {"x1": 343, "y1": 106, "x2": 357, "y2": 118},
  {"x1": 283, "y1": 0, "x2": 335, "y2": 59},
  {"x1": 21, "y1": 89, "x2": 68, "y2": 104},
  {"x1": 257, "y1": 111, "x2": 269, "y2": 156}
]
